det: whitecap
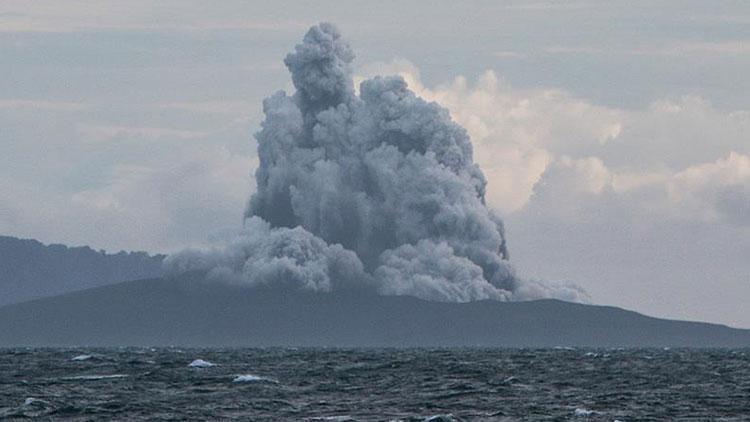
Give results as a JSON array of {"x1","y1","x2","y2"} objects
[
  {"x1": 424, "y1": 414, "x2": 457, "y2": 422},
  {"x1": 71, "y1": 354, "x2": 93, "y2": 361},
  {"x1": 188, "y1": 359, "x2": 216, "y2": 368},
  {"x1": 573, "y1": 408, "x2": 595, "y2": 417},
  {"x1": 232, "y1": 374, "x2": 275, "y2": 383},
  {"x1": 63, "y1": 374, "x2": 128, "y2": 381},
  {"x1": 23, "y1": 397, "x2": 48, "y2": 406}
]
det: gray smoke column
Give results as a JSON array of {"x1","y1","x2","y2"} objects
[{"x1": 166, "y1": 23, "x2": 586, "y2": 302}]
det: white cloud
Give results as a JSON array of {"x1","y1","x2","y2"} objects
[
  {"x1": 358, "y1": 61, "x2": 750, "y2": 218},
  {"x1": 357, "y1": 61, "x2": 624, "y2": 213},
  {"x1": 667, "y1": 41, "x2": 750, "y2": 56},
  {"x1": 500, "y1": 2, "x2": 596, "y2": 11},
  {"x1": 492, "y1": 51, "x2": 527, "y2": 59},
  {"x1": 357, "y1": 60, "x2": 750, "y2": 327},
  {"x1": 0, "y1": 1, "x2": 307, "y2": 33},
  {"x1": 669, "y1": 152, "x2": 750, "y2": 226},
  {"x1": 155, "y1": 101, "x2": 259, "y2": 116},
  {"x1": 544, "y1": 46, "x2": 606, "y2": 55},
  {"x1": 0, "y1": 145, "x2": 255, "y2": 252},
  {"x1": 77, "y1": 124, "x2": 209, "y2": 142},
  {"x1": 544, "y1": 40, "x2": 750, "y2": 57},
  {"x1": 0, "y1": 99, "x2": 89, "y2": 111},
  {"x1": 607, "y1": 96, "x2": 750, "y2": 169}
]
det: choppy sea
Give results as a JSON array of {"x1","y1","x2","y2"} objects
[{"x1": 0, "y1": 348, "x2": 748, "y2": 421}]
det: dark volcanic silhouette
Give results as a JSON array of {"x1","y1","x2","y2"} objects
[
  {"x1": 0, "y1": 235, "x2": 164, "y2": 306},
  {"x1": 1, "y1": 274, "x2": 748, "y2": 347}
]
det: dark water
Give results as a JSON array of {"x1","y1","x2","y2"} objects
[{"x1": 1, "y1": 348, "x2": 748, "y2": 421}]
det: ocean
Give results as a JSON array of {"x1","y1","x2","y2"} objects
[{"x1": 1, "y1": 348, "x2": 748, "y2": 420}]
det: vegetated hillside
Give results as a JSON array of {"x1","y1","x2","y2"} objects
[{"x1": 0, "y1": 235, "x2": 164, "y2": 306}]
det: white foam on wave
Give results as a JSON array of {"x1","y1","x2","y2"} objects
[
  {"x1": 424, "y1": 414, "x2": 457, "y2": 422},
  {"x1": 63, "y1": 374, "x2": 128, "y2": 381},
  {"x1": 188, "y1": 359, "x2": 216, "y2": 368},
  {"x1": 71, "y1": 354, "x2": 93, "y2": 361},
  {"x1": 232, "y1": 374, "x2": 275, "y2": 383},
  {"x1": 573, "y1": 408, "x2": 595, "y2": 417},
  {"x1": 23, "y1": 397, "x2": 48, "y2": 406}
]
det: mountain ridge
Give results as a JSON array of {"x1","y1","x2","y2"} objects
[
  {"x1": 1, "y1": 274, "x2": 748, "y2": 347},
  {"x1": 0, "y1": 235, "x2": 164, "y2": 306}
]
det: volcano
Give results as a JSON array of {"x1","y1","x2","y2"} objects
[{"x1": 1, "y1": 274, "x2": 748, "y2": 347}]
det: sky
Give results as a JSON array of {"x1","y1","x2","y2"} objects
[{"x1": 1, "y1": 1, "x2": 748, "y2": 327}]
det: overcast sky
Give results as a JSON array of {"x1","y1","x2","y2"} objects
[{"x1": 1, "y1": 1, "x2": 749, "y2": 327}]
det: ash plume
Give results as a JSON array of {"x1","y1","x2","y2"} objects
[{"x1": 166, "y1": 23, "x2": 586, "y2": 303}]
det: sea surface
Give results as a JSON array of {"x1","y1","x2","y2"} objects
[{"x1": 0, "y1": 348, "x2": 748, "y2": 421}]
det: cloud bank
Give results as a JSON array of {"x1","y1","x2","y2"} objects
[
  {"x1": 358, "y1": 60, "x2": 750, "y2": 228},
  {"x1": 357, "y1": 59, "x2": 748, "y2": 325},
  {"x1": 165, "y1": 23, "x2": 585, "y2": 303}
]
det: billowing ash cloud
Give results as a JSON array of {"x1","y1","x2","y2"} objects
[
  {"x1": 165, "y1": 216, "x2": 365, "y2": 292},
  {"x1": 166, "y1": 23, "x2": 586, "y2": 303}
]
